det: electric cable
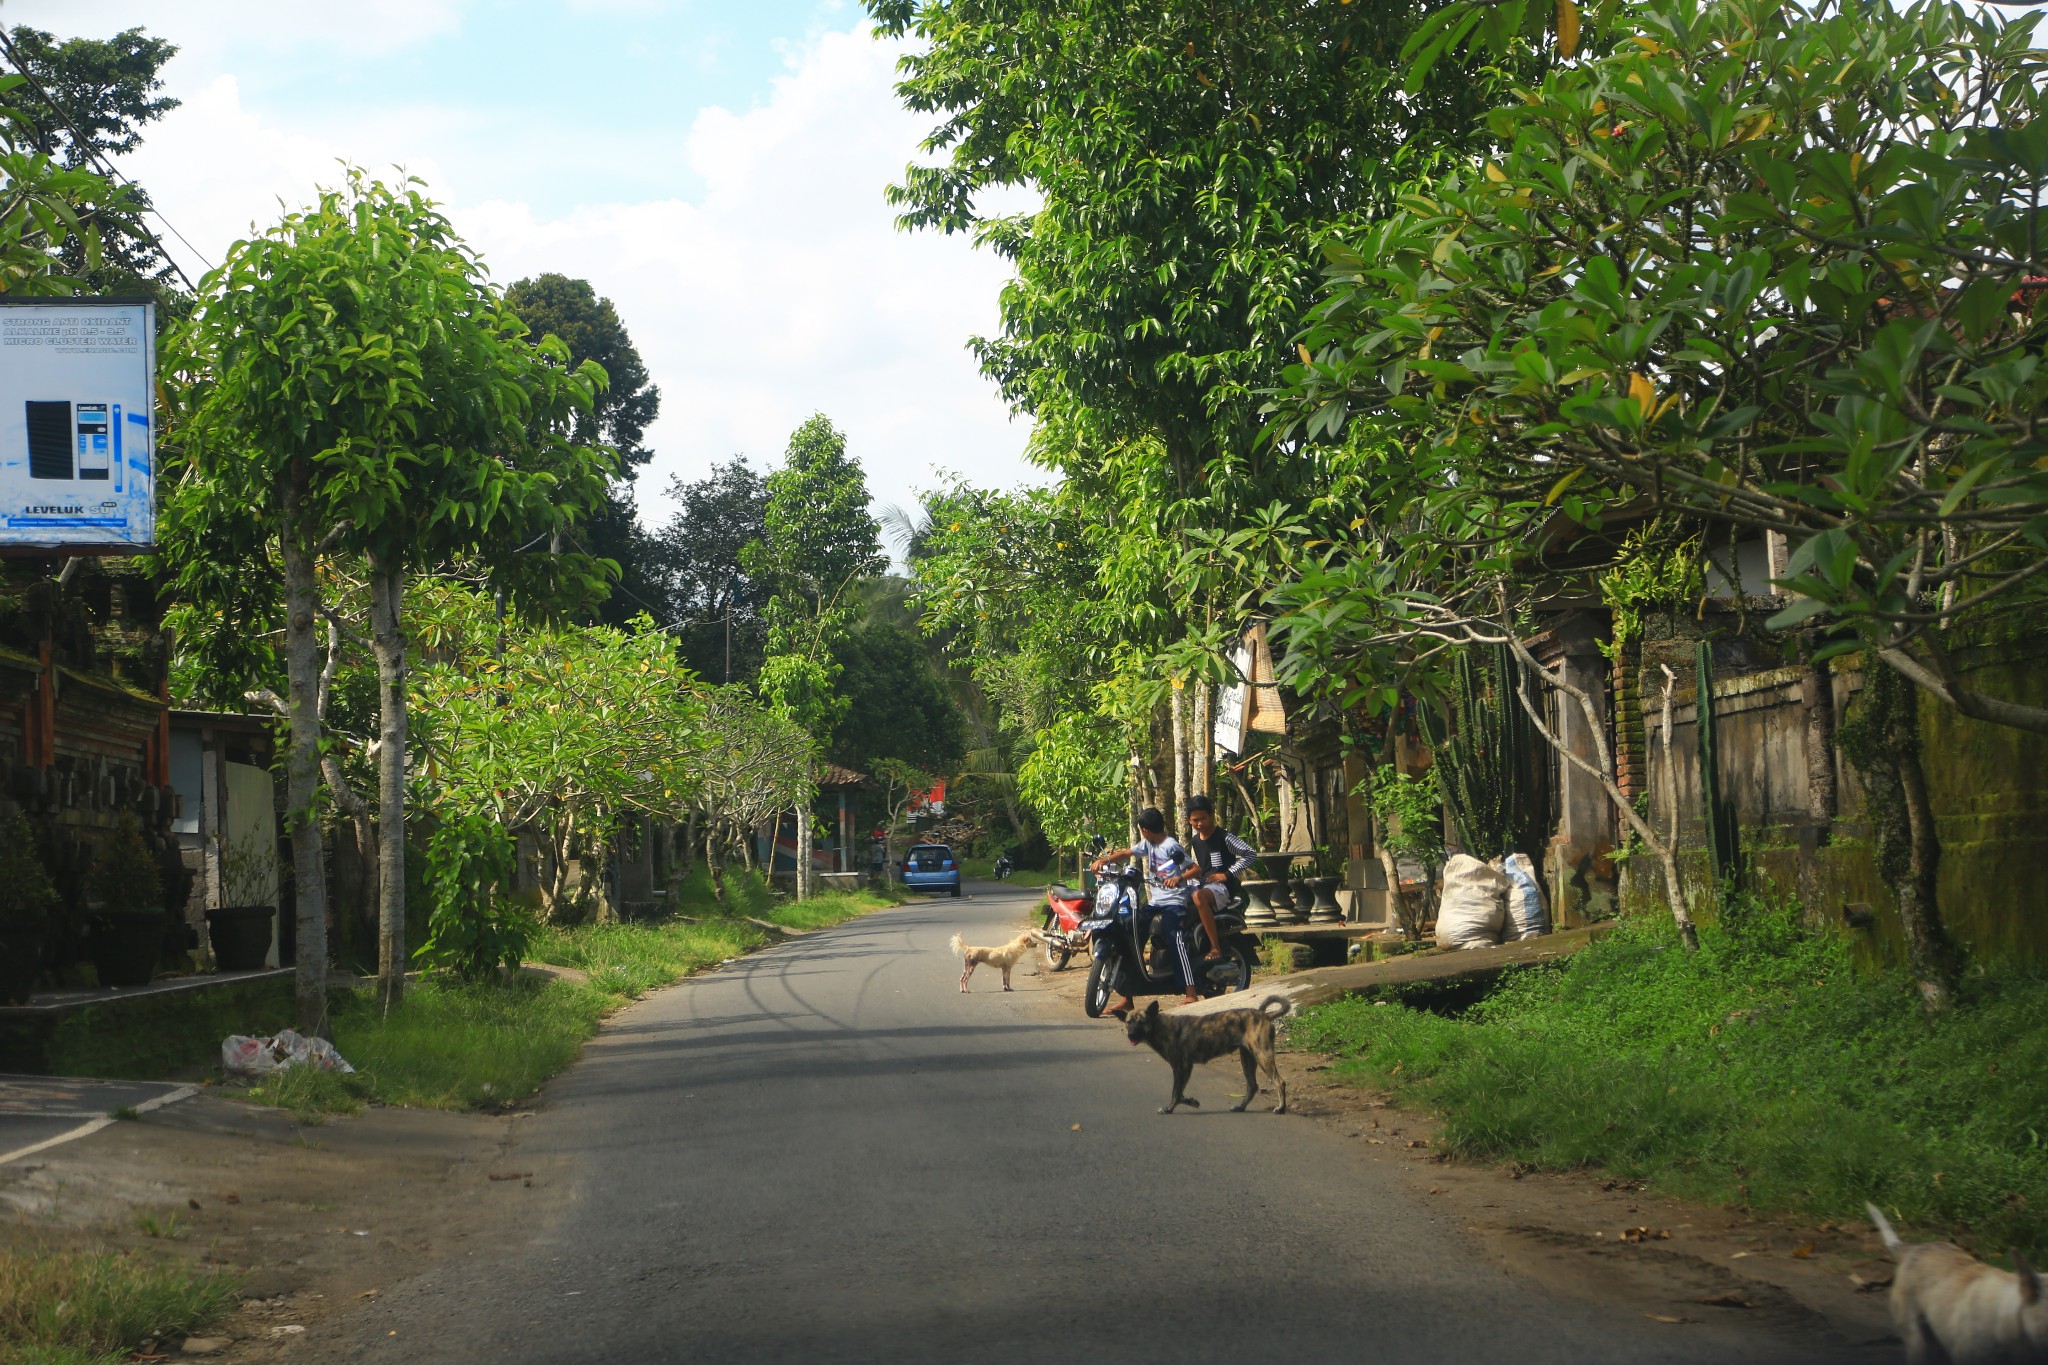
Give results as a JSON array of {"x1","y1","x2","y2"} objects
[{"x1": 0, "y1": 22, "x2": 207, "y2": 291}]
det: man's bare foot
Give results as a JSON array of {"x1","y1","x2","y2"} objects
[{"x1": 1182, "y1": 994, "x2": 1201, "y2": 1006}]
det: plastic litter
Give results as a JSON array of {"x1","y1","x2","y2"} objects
[
  {"x1": 1500, "y1": 852, "x2": 1549, "y2": 940},
  {"x1": 221, "y1": 1029, "x2": 355, "y2": 1078},
  {"x1": 1435, "y1": 854, "x2": 1509, "y2": 949}
]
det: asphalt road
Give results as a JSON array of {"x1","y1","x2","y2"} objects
[{"x1": 312, "y1": 885, "x2": 1884, "y2": 1364}]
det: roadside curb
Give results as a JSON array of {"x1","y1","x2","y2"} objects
[{"x1": 1172, "y1": 925, "x2": 1615, "y2": 1018}]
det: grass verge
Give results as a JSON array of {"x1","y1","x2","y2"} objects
[
  {"x1": 0, "y1": 1244, "x2": 239, "y2": 1365},
  {"x1": 956, "y1": 856, "x2": 1068, "y2": 889},
  {"x1": 1288, "y1": 902, "x2": 2048, "y2": 1256},
  {"x1": 249, "y1": 882, "x2": 898, "y2": 1119}
]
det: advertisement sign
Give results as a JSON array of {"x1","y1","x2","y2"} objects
[{"x1": 0, "y1": 298, "x2": 156, "y2": 551}]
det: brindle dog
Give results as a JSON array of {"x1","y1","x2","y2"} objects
[{"x1": 1124, "y1": 997, "x2": 1289, "y2": 1114}]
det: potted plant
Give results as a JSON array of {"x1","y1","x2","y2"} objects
[
  {"x1": 0, "y1": 807, "x2": 58, "y2": 1004},
  {"x1": 1307, "y1": 844, "x2": 1345, "y2": 921},
  {"x1": 85, "y1": 815, "x2": 171, "y2": 988},
  {"x1": 205, "y1": 832, "x2": 277, "y2": 972}
]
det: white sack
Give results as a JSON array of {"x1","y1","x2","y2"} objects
[
  {"x1": 1501, "y1": 852, "x2": 1548, "y2": 940},
  {"x1": 1435, "y1": 853, "x2": 1509, "y2": 950},
  {"x1": 222, "y1": 1028, "x2": 355, "y2": 1079}
]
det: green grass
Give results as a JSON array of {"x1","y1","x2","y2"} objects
[
  {"x1": 248, "y1": 884, "x2": 895, "y2": 1118},
  {"x1": 957, "y1": 856, "x2": 1068, "y2": 889},
  {"x1": 1288, "y1": 901, "x2": 2048, "y2": 1256},
  {"x1": 0, "y1": 1245, "x2": 238, "y2": 1364}
]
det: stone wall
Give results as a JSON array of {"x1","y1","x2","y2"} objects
[{"x1": 1631, "y1": 635, "x2": 2048, "y2": 967}]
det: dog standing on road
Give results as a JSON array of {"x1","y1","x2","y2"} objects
[
  {"x1": 1867, "y1": 1201, "x2": 2048, "y2": 1364},
  {"x1": 950, "y1": 931, "x2": 1038, "y2": 992},
  {"x1": 1125, "y1": 997, "x2": 1289, "y2": 1114}
]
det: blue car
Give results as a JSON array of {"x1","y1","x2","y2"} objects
[{"x1": 901, "y1": 843, "x2": 963, "y2": 897}]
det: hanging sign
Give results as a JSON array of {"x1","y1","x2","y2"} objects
[{"x1": 0, "y1": 298, "x2": 156, "y2": 551}]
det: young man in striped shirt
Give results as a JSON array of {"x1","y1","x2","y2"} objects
[{"x1": 1184, "y1": 794, "x2": 1256, "y2": 966}]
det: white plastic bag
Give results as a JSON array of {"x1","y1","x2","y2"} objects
[
  {"x1": 1434, "y1": 853, "x2": 1508, "y2": 949},
  {"x1": 222, "y1": 1028, "x2": 355, "y2": 1078},
  {"x1": 1501, "y1": 852, "x2": 1548, "y2": 940}
]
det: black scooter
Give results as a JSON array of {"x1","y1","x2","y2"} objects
[
  {"x1": 993, "y1": 852, "x2": 1014, "y2": 880},
  {"x1": 1079, "y1": 863, "x2": 1261, "y2": 1018}
]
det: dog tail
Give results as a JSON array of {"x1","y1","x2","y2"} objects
[
  {"x1": 1261, "y1": 995, "x2": 1292, "y2": 1020},
  {"x1": 1866, "y1": 1202, "x2": 1903, "y2": 1256},
  {"x1": 948, "y1": 932, "x2": 965, "y2": 958}
]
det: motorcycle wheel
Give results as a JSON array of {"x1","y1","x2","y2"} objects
[
  {"x1": 1045, "y1": 942, "x2": 1072, "y2": 973},
  {"x1": 1084, "y1": 948, "x2": 1121, "y2": 1018},
  {"x1": 1204, "y1": 942, "x2": 1256, "y2": 997}
]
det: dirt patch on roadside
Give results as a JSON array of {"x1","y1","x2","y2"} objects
[
  {"x1": 0, "y1": 1088, "x2": 559, "y2": 1362},
  {"x1": 1033, "y1": 959, "x2": 1898, "y2": 1357}
]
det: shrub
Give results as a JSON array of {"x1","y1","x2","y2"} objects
[{"x1": 1291, "y1": 902, "x2": 2048, "y2": 1254}]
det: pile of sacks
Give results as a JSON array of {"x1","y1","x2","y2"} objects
[{"x1": 1434, "y1": 852, "x2": 1548, "y2": 950}]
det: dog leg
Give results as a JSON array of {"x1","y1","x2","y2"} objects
[
  {"x1": 1232, "y1": 1046, "x2": 1259, "y2": 1112},
  {"x1": 1001, "y1": 964, "x2": 1013, "y2": 991},
  {"x1": 959, "y1": 961, "x2": 974, "y2": 992},
  {"x1": 1162, "y1": 1062, "x2": 1197, "y2": 1114}
]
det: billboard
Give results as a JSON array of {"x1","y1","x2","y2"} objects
[{"x1": 0, "y1": 298, "x2": 156, "y2": 551}]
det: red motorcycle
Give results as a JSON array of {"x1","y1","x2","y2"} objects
[{"x1": 1039, "y1": 882, "x2": 1095, "y2": 971}]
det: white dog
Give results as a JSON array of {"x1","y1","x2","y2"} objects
[
  {"x1": 949, "y1": 931, "x2": 1038, "y2": 992},
  {"x1": 1868, "y1": 1202, "x2": 2048, "y2": 1364}
]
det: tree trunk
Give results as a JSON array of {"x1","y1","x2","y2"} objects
[
  {"x1": 1375, "y1": 816, "x2": 1411, "y2": 938},
  {"x1": 795, "y1": 804, "x2": 813, "y2": 900},
  {"x1": 1838, "y1": 662, "x2": 1959, "y2": 1012},
  {"x1": 1169, "y1": 686, "x2": 1188, "y2": 829},
  {"x1": 1503, "y1": 634, "x2": 1699, "y2": 950},
  {"x1": 704, "y1": 822, "x2": 728, "y2": 907},
  {"x1": 368, "y1": 556, "x2": 409, "y2": 1010},
  {"x1": 279, "y1": 472, "x2": 330, "y2": 1037}
]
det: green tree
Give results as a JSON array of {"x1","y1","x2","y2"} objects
[
  {"x1": 872, "y1": 0, "x2": 1506, "y2": 487},
  {"x1": 747, "y1": 414, "x2": 884, "y2": 725},
  {"x1": 743, "y1": 413, "x2": 883, "y2": 895},
  {"x1": 1275, "y1": 0, "x2": 2048, "y2": 1000},
  {"x1": 0, "y1": 25, "x2": 180, "y2": 290},
  {"x1": 650, "y1": 458, "x2": 770, "y2": 682},
  {"x1": 0, "y1": 70, "x2": 140, "y2": 294},
  {"x1": 504, "y1": 273, "x2": 664, "y2": 627},
  {"x1": 167, "y1": 169, "x2": 611, "y2": 1023},
  {"x1": 830, "y1": 619, "x2": 966, "y2": 775}
]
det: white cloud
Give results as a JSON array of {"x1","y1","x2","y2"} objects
[
  {"x1": 83, "y1": 15, "x2": 1039, "y2": 529},
  {"x1": 5, "y1": 0, "x2": 472, "y2": 60}
]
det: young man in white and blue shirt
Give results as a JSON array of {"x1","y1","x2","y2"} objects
[{"x1": 1090, "y1": 806, "x2": 1201, "y2": 1014}]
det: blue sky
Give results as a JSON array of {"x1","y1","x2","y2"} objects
[{"x1": 2, "y1": 0, "x2": 1037, "y2": 530}]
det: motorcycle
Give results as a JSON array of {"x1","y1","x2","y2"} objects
[
  {"x1": 1038, "y1": 882, "x2": 1093, "y2": 971},
  {"x1": 1078, "y1": 863, "x2": 1261, "y2": 1018},
  {"x1": 993, "y1": 852, "x2": 1014, "y2": 881}
]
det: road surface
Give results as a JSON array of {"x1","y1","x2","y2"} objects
[{"x1": 309, "y1": 883, "x2": 1888, "y2": 1363}]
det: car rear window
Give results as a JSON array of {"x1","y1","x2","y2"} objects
[{"x1": 909, "y1": 847, "x2": 950, "y2": 869}]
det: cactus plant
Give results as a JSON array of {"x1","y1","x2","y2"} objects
[
  {"x1": 1424, "y1": 644, "x2": 1549, "y2": 864},
  {"x1": 1694, "y1": 640, "x2": 1741, "y2": 896}
]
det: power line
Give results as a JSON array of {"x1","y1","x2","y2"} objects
[{"x1": 0, "y1": 22, "x2": 207, "y2": 292}]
